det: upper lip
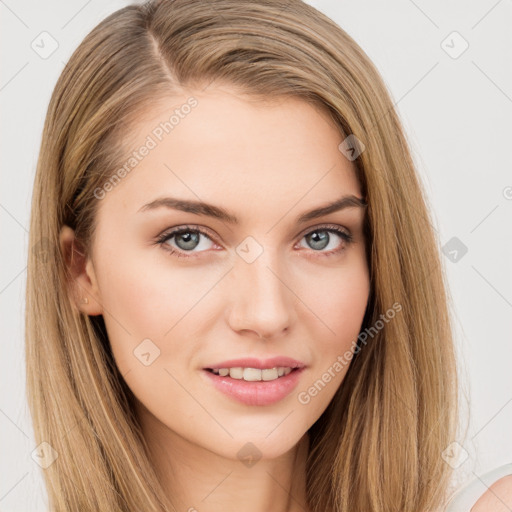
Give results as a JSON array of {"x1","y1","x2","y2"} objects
[{"x1": 204, "y1": 357, "x2": 306, "y2": 370}]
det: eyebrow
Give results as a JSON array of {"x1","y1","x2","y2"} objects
[{"x1": 137, "y1": 194, "x2": 367, "y2": 224}]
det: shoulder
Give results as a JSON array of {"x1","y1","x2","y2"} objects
[
  {"x1": 445, "y1": 465, "x2": 512, "y2": 512},
  {"x1": 470, "y1": 474, "x2": 512, "y2": 512}
]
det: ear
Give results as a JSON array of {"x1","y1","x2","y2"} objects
[{"x1": 59, "y1": 225, "x2": 103, "y2": 316}]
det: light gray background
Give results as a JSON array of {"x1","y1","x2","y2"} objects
[{"x1": 1, "y1": 1, "x2": 511, "y2": 510}]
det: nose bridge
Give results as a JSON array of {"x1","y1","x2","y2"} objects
[{"x1": 228, "y1": 243, "x2": 293, "y2": 336}]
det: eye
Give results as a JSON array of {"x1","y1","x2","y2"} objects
[
  {"x1": 155, "y1": 223, "x2": 353, "y2": 259},
  {"x1": 155, "y1": 225, "x2": 217, "y2": 258},
  {"x1": 297, "y1": 224, "x2": 353, "y2": 257}
]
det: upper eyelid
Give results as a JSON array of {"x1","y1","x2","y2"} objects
[{"x1": 298, "y1": 223, "x2": 351, "y2": 237}]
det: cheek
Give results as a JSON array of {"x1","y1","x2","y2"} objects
[
  {"x1": 94, "y1": 251, "x2": 212, "y2": 428},
  {"x1": 299, "y1": 253, "x2": 370, "y2": 342},
  {"x1": 326, "y1": 268, "x2": 369, "y2": 339},
  {"x1": 95, "y1": 246, "x2": 216, "y2": 336},
  {"x1": 93, "y1": 248, "x2": 209, "y2": 376},
  {"x1": 298, "y1": 255, "x2": 369, "y2": 374},
  {"x1": 292, "y1": 259, "x2": 369, "y2": 413}
]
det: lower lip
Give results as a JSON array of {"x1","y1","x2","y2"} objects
[{"x1": 202, "y1": 368, "x2": 305, "y2": 406}]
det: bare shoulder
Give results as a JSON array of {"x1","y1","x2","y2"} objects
[{"x1": 471, "y1": 474, "x2": 512, "y2": 512}]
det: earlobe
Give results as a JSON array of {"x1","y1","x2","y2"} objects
[{"x1": 59, "y1": 225, "x2": 103, "y2": 316}]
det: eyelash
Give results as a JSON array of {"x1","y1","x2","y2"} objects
[{"x1": 155, "y1": 223, "x2": 353, "y2": 259}]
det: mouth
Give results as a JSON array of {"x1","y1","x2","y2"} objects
[{"x1": 201, "y1": 366, "x2": 306, "y2": 406}]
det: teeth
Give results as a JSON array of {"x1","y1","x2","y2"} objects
[
  {"x1": 210, "y1": 366, "x2": 295, "y2": 381},
  {"x1": 261, "y1": 368, "x2": 278, "y2": 381},
  {"x1": 230, "y1": 367, "x2": 244, "y2": 379}
]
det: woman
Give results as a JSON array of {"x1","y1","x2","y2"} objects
[{"x1": 25, "y1": 0, "x2": 511, "y2": 510}]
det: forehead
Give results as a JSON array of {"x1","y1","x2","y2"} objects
[{"x1": 95, "y1": 86, "x2": 362, "y2": 224}]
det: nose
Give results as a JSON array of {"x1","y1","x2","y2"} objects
[{"x1": 226, "y1": 248, "x2": 295, "y2": 340}]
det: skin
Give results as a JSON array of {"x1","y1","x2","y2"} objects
[
  {"x1": 471, "y1": 475, "x2": 512, "y2": 511},
  {"x1": 60, "y1": 84, "x2": 370, "y2": 512}
]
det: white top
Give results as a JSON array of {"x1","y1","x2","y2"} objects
[{"x1": 445, "y1": 463, "x2": 512, "y2": 511}]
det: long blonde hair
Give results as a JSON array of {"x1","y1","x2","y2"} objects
[{"x1": 26, "y1": 0, "x2": 458, "y2": 510}]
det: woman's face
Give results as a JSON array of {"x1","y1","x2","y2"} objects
[{"x1": 77, "y1": 85, "x2": 370, "y2": 461}]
